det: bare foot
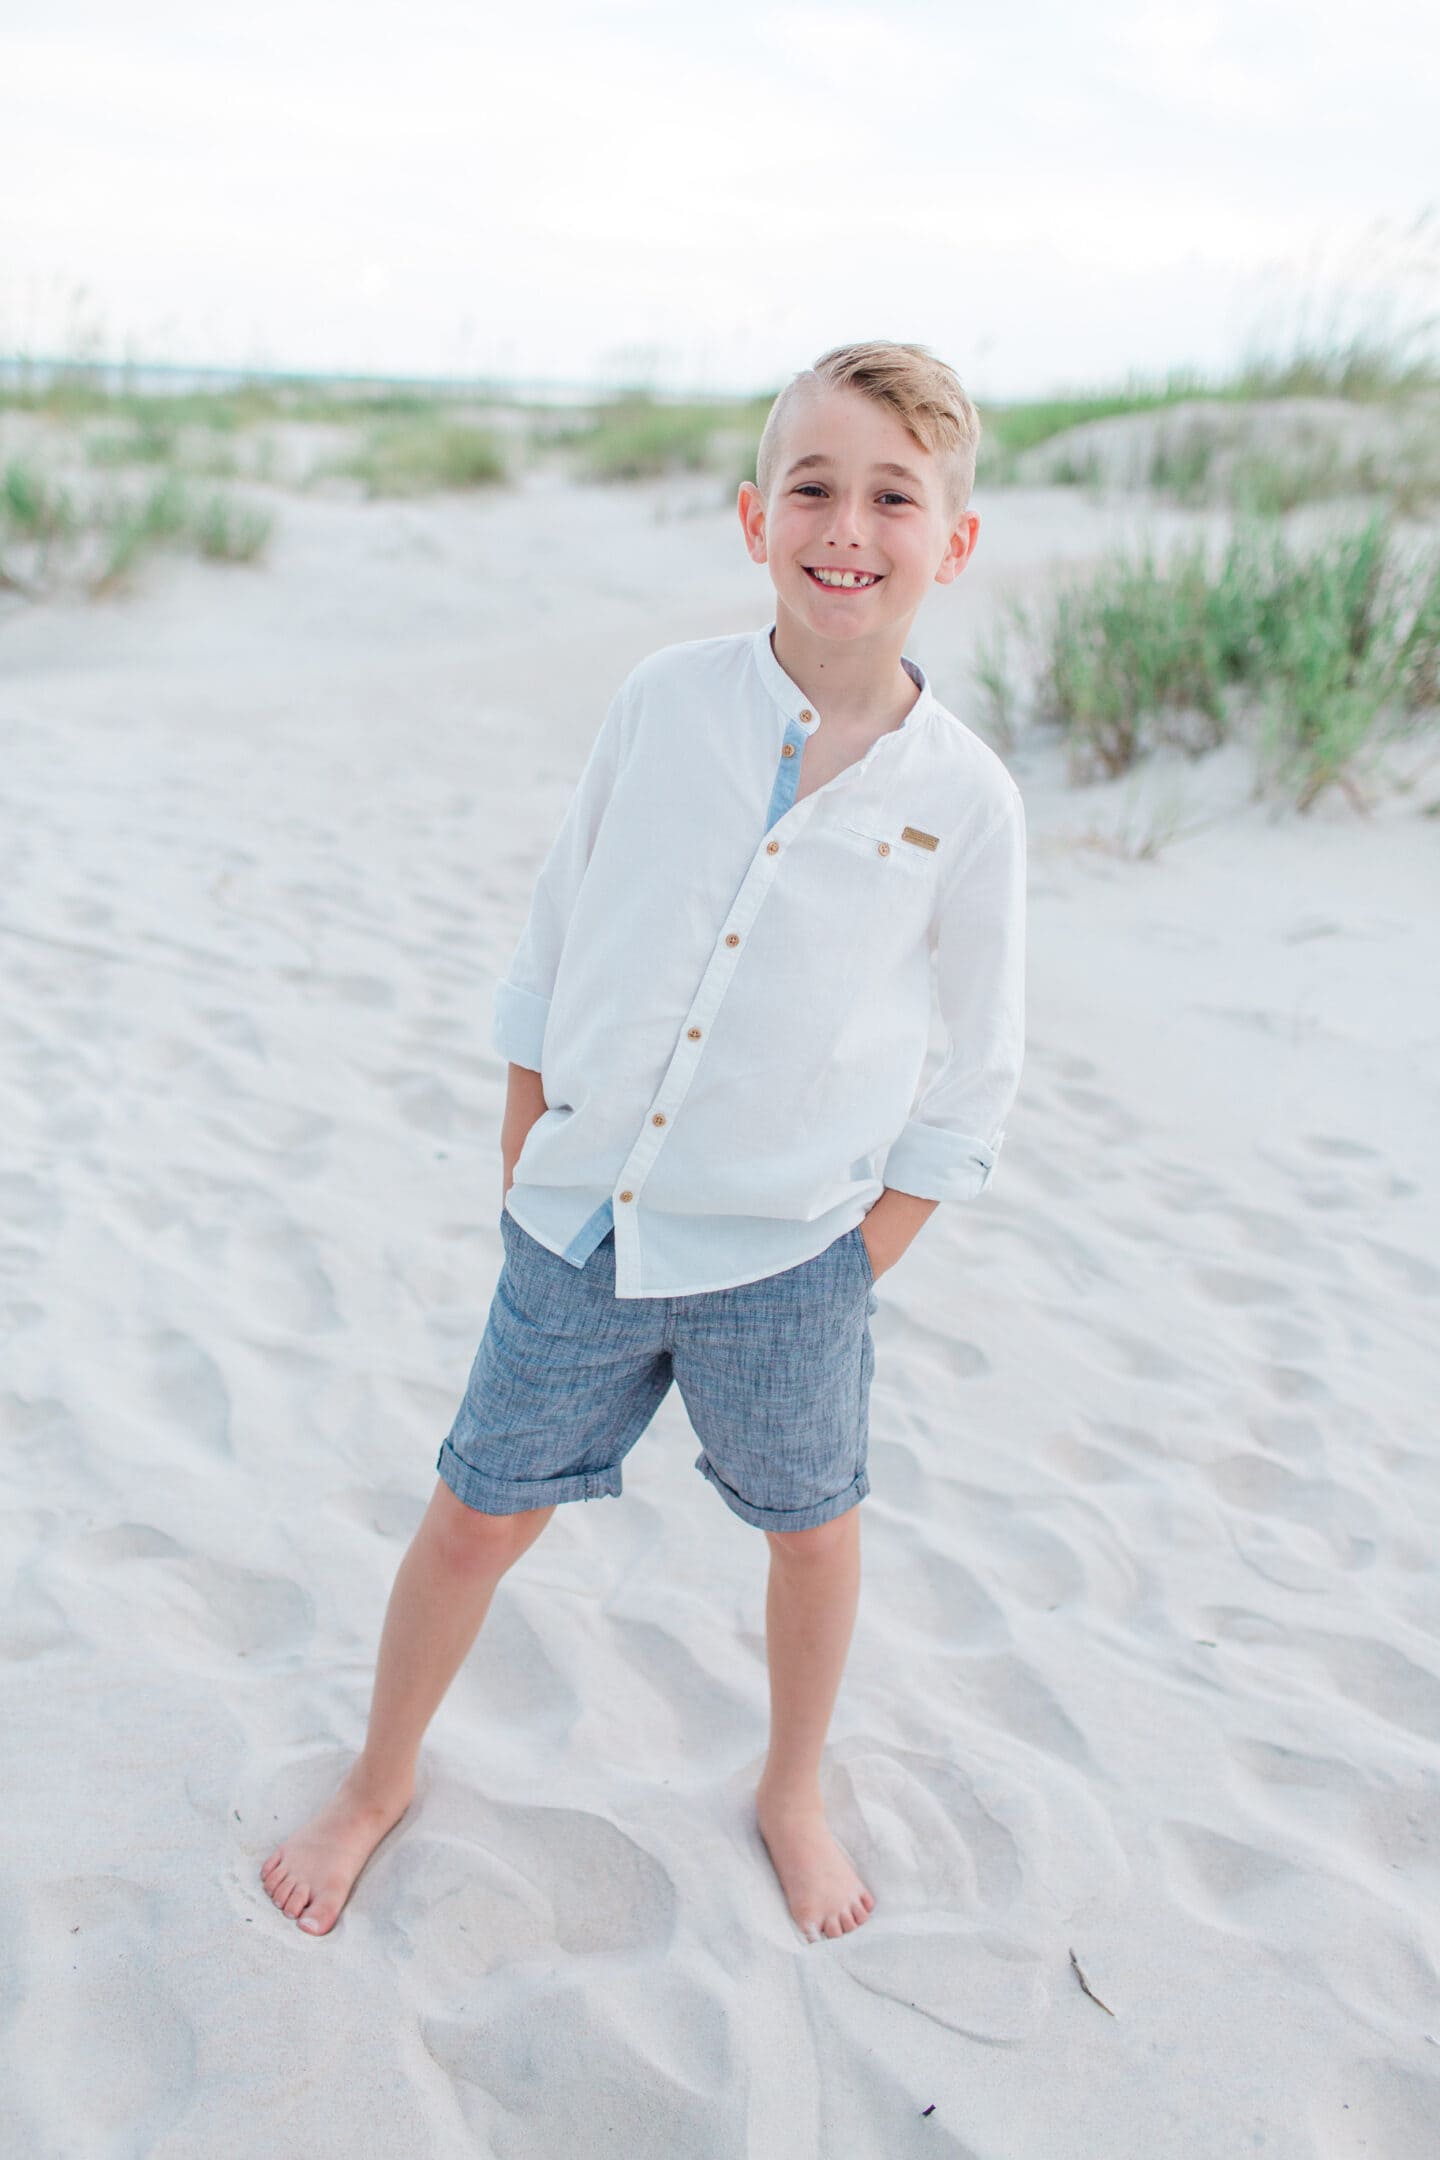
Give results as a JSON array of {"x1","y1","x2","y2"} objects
[
  {"x1": 756, "y1": 1783, "x2": 876, "y2": 1943},
  {"x1": 260, "y1": 1769, "x2": 413, "y2": 1936}
]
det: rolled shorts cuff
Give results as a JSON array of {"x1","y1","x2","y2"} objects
[
  {"x1": 693, "y1": 1451, "x2": 870, "y2": 1532},
  {"x1": 436, "y1": 1437, "x2": 623, "y2": 1515}
]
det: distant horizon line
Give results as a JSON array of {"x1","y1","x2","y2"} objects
[
  {"x1": 0, "y1": 349, "x2": 1196, "y2": 409},
  {"x1": 0, "y1": 351, "x2": 774, "y2": 404}
]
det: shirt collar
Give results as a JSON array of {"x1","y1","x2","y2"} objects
[{"x1": 752, "y1": 622, "x2": 937, "y2": 737}]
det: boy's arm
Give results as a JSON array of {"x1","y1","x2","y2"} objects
[
  {"x1": 501, "y1": 1062, "x2": 548, "y2": 1199},
  {"x1": 492, "y1": 682, "x2": 633, "y2": 1073},
  {"x1": 879, "y1": 788, "x2": 1028, "y2": 1212}
]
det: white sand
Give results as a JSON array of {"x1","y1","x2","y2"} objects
[{"x1": 2, "y1": 464, "x2": 1438, "y2": 2157}]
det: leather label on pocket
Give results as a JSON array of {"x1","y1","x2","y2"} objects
[{"x1": 900, "y1": 826, "x2": 939, "y2": 851}]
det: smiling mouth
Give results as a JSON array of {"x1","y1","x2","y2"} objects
[{"x1": 805, "y1": 566, "x2": 883, "y2": 591}]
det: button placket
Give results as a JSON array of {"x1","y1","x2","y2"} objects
[
  {"x1": 612, "y1": 638, "x2": 938, "y2": 1291},
  {"x1": 611, "y1": 686, "x2": 848, "y2": 1284},
  {"x1": 609, "y1": 796, "x2": 796, "y2": 1276}
]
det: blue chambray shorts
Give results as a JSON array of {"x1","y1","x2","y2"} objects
[{"x1": 435, "y1": 1209, "x2": 881, "y2": 1532}]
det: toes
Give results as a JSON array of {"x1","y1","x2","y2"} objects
[
  {"x1": 281, "y1": 1880, "x2": 311, "y2": 1919},
  {"x1": 261, "y1": 1851, "x2": 284, "y2": 1880},
  {"x1": 298, "y1": 1902, "x2": 337, "y2": 1936},
  {"x1": 798, "y1": 1897, "x2": 872, "y2": 1942},
  {"x1": 265, "y1": 1867, "x2": 293, "y2": 1907}
]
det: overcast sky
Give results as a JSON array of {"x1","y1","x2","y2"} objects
[{"x1": 2, "y1": 0, "x2": 1434, "y2": 400}]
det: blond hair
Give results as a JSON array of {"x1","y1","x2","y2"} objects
[{"x1": 754, "y1": 340, "x2": 981, "y2": 524}]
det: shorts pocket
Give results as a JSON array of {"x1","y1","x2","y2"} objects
[{"x1": 852, "y1": 1222, "x2": 876, "y2": 1286}]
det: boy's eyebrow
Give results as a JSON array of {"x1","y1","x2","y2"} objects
[{"x1": 782, "y1": 452, "x2": 927, "y2": 490}]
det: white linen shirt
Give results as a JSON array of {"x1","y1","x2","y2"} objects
[{"x1": 495, "y1": 622, "x2": 1026, "y2": 1298}]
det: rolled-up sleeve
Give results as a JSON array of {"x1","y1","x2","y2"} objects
[
  {"x1": 881, "y1": 787, "x2": 1027, "y2": 1203},
  {"x1": 492, "y1": 684, "x2": 632, "y2": 1069}
]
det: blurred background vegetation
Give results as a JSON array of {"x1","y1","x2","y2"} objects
[{"x1": 3, "y1": 285, "x2": 1437, "y2": 818}]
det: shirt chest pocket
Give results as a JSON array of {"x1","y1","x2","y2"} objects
[{"x1": 836, "y1": 819, "x2": 939, "y2": 882}]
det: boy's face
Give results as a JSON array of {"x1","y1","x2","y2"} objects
[{"x1": 738, "y1": 384, "x2": 978, "y2": 651}]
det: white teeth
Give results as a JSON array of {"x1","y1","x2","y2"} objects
[{"x1": 811, "y1": 568, "x2": 878, "y2": 588}]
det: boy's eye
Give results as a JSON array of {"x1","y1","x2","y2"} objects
[{"x1": 792, "y1": 485, "x2": 912, "y2": 505}]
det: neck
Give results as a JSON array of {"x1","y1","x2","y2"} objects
[{"x1": 770, "y1": 605, "x2": 918, "y2": 726}]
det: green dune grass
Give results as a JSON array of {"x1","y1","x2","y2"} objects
[{"x1": 976, "y1": 511, "x2": 1440, "y2": 811}]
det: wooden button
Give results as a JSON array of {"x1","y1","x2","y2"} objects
[
  {"x1": 781, "y1": 743, "x2": 795, "y2": 758},
  {"x1": 766, "y1": 840, "x2": 779, "y2": 854},
  {"x1": 619, "y1": 1190, "x2": 634, "y2": 1203},
  {"x1": 799, "y1": 708, "x2": 813, "y2": 722},
  {"x1": 877, "y1": 841, "x2": 890, "y2": 856},
  {"x1": 686, "y1": 1026, "x2": 702, "y2": 1039},
  {"x1": 651, "y1": 1113, "x2": 666, "y2": 1125},
  {"x1": 725, "y1": 933, "x2": 740, "y2": 947}
]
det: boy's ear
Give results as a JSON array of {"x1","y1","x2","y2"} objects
[
  {"x1": 738, "y1": 480, "x2": 767, "y2": 562},
  {"x1": 935, "y1": 512, "x2": 979, "y2": 585}
]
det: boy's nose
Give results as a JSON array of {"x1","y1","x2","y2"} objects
[{"x1": 821, "y1": 508, "x2": 867, "y2": 542}]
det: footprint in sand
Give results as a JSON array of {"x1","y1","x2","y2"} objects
[
  {"x1": 820, "y1": 1743, "x2": 1059, "y2": 2041},
  {"x1": 0, "y1": 1503, "x2": 79, "y2": 1662},
  {"x1": 1257, "y1": 1133, "x2": 1411, "y2": 1212},
  {"x1": 1303, "y1": 1133, "x2": 1384, "y2": 1162},
  {"x1": 1186, "y1": 1261, "x2": 1296, "y2": 1309},
  {"x1": 319, "y1": 971, "x2": 399, "y2": 1008},
  {"x1": 1198, "y1": 1607, "x2": 1440, "y2": 1743},
  {"x1": 606, "y1": 1610, "x2": 756, "y2": 1763},
  {"x1": 1157, "y1": 1816, "x2": 1439, "y2": 2033},
  {"x1": 4, "y1": 1875, "x2": 197, "y2": 2154},
  {"x1": 202, "y1": 1090, "x2": 335, "y2": 1158},
  {"x1": 143, "y1": 1326, "x2": 233, "y2": 1457},
  {"x1": 973, "y1": 1208, "x2": 1113, "y2": 1297},
  {"x1": 1256, "y1": 1362, "x2": 1328, "y2": 1403},
  {"x1": 1050, "y1": 1307, "x2": 1194, "y2": 1383},
  {"x1": 1145, "y1": 1159, "x2": 1233, "y2": 1215},
  {"x1": 1028, "y1": 1041, "x2": 1098, "y2": 1084},
  {"x1": 393, "y1": 1791, "x2": 678, "y2": 1971},
  {"x1": 192, "y1": 1002, "x2": 269, "y2": 1057},
  {"x1": 420, "y1": 1961, "x2": 727, "y2": 2160},
  {"x1": 871, "y1": 1532, "x2": 1011, "y2": 1651},
  {"x1": 0, "y1": 1175, "x2": 60, "y2": 1244},
  {"x1": 1226, "y1": 1732, "x2": 1440, "y2": 1879},
  {"x1": 1207, "y1": 1201, "x2": 1324, "y2": 1261},
  {"x1": 328, "y1": 1484, "x2": 427, "y2": 1543},
  {"x1": 881, "y1": 1301, "x2": 992, "y2": 1378},
  {"x1": 0, "y1": 1290, "x2": 46, "y2": 1341},
  {"x1": 224, "y1": 1216, "x2": 343, "y2": 1334},
  {"x1": 1054, "y1": 1083, "x2": 1143, "y2": 1145},
  {"x1": 73, "y1": 1522, "x2": 315, "y2": 1668},
  {"x1": 446, "y1": 1593, "x2": 587, "y2": 1746},
  {"x1": 1356, "y1": 1236, "x2": 1440, "y2": 1296},
  {"x1": 1205, "y1": 1451, "x2": 1379, "y2": 1571},
  {"x1": 826, "y1": 1744, "x2": 1024, "y2": 1916},
  {"x1": 369, "y1": 1066, "x2": 487, "y2": 1141}
]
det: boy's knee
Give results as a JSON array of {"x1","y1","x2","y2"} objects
[
  {"x1": 766, "y1": 1508, "x2": 859, "y2": 1561},
  {"x1": 429, "y1": 1481, "x2": 553, "y2": 1567}
]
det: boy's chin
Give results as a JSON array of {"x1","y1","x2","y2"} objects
[{"x1": 784, "y1": 585, "x2": 894, "y2": 633}]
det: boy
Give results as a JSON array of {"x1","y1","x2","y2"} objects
[{"x1": 262, "y1": 340, "x2": 1027, "y2": 1945}]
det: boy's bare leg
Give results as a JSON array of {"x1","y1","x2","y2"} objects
[
  {"x1": 261, "y1": 1480, "x2": 554, "y2": 1935},
  {"x1": 755, "y1": 1505, "x2": 876, "y2": 1941}
]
